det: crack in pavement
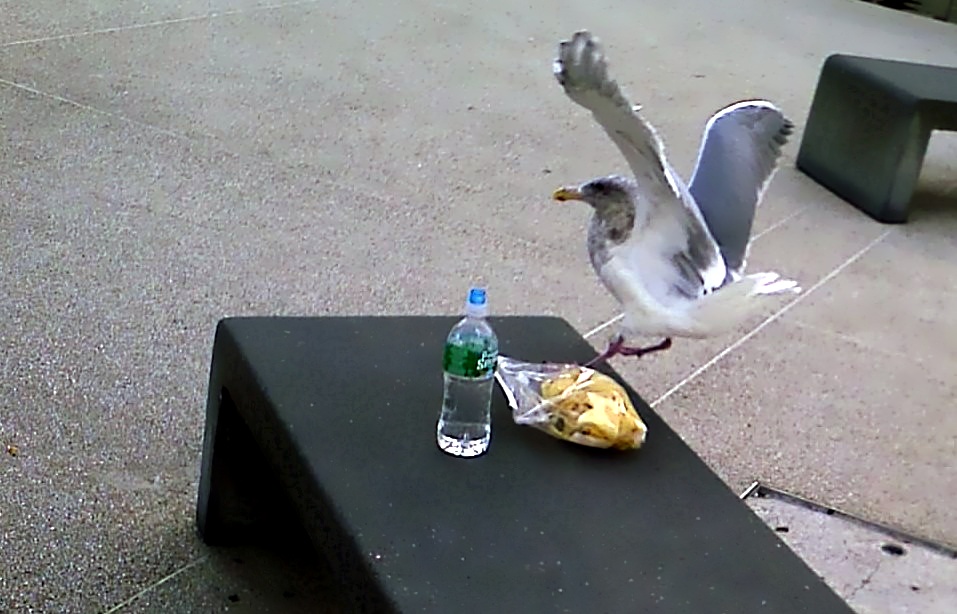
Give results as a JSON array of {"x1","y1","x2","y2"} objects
[{"x1": 844, "y1": 556, "x2": 884, "y2": 602}]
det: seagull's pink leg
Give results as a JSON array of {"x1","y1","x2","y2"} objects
[
  {"x1": 585, "y1": 337, "x2": 673, "y2": 367},
  {"x1": 583, "y1": 335, "x2": 625, "y2": 368}
]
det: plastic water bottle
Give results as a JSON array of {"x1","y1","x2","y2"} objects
[{"x1": 436, "y1": 287, "x2": 499, "y2": 458}]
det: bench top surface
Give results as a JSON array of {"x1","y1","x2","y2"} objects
[
  {"x1": 214, "y1": 315, "x2": 852, "y2": 613},
  {"x1": 832, "y1": 53, "x2": 957, "y2": 104}
]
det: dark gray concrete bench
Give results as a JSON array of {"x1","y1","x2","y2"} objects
[
  {"x1": 196, "y1": 316, "x2": 853, "y2": 613},
  {"x1": 796, "y1": 54, "x2": 957, "y2": 223}
]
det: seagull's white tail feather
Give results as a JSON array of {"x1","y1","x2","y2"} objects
[
  {"x1": 747, "y1": 271, "x2": 801, "y2": 295},
  {"x1": 681, "y1": 272, "x2": 800, "y2": 337}
]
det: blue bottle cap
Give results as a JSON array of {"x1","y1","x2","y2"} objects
[
  {"x1": 465, "y1": 287, "x2": 488, "y2": 317},
  {"x1": 468, "y1": 287, "x2": 487, "y2": 306}
]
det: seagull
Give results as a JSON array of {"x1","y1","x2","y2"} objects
[{"x1": 551, "y1": 31, "x2": 800, "y2": 367}]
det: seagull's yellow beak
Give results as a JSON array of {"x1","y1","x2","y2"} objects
[{"x1": 552, "y1": 186, "x2": 584, "y2": 202}]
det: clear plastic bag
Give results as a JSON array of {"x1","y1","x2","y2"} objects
[{"x1": 494, "y1": 356, "x2": 647, "y2": 450}]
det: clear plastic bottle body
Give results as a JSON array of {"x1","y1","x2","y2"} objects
[{"x1": 437, "y1": 292, "x2": 499, "y2": 458}]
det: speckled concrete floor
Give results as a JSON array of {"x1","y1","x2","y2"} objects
[
  {"x1": 745, "y1": 487, "x2": 957, "y2": 613},
  {"x1": 1, "y1": 0, "x2": 956, "y2": 611}
]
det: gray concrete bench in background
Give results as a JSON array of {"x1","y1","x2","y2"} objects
[{"x1": 796, "y1": 54, "x2": 957, "y2": 223}]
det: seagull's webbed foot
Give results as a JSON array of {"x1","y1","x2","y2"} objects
[
  {"x1": 619, "y1": 337, "x2": 672, "y2": 357},
  {"x1": 584, "y1": 336, "x2": 672, "y2": 367}
]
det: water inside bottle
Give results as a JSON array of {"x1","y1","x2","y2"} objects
[{"x1": 436, "y1": 371, "x2": 493, "y2": 457}]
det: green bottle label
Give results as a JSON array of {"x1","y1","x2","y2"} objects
[{"x1": 443, "y1": 341, "x2": 497, "y2": 377}]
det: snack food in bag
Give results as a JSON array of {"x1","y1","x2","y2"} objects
[{"x1": 494, "y1": 356, "x2": 647, "y2": 450}]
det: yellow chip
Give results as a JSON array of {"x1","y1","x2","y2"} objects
[{"x1": 539, "y1": 368, "x2": 647, "y2": 450}]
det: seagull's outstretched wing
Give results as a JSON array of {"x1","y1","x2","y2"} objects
[
  {"x1": 554, "y1": 31, "x2": 681, "y2": 201},
  {"x1": 688, "y1": 101, "x2": 793, "y2": 275}
]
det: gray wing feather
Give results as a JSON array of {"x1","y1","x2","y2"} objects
[
  {"x1": 688, "y1": 101, "x2": 793, "y2": 275},
  {"x1": 554, "y1": 31, "x2": 683, "y2": 201},
  {"x1": 669, "y1": 215, "x2": 723, "y2": 298}
]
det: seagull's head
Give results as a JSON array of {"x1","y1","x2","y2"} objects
[{"x1": 552, "y1": 175, "x2": 636, "y2": 214}]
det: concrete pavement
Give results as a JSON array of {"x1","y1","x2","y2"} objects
[{"x1": 2, "y1": 0, "x2": 956, "y2": 610}]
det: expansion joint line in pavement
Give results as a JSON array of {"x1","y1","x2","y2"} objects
[
  {"x1": 100, "y1": 555, "x2": 209, "y2": 613},
  {"x1": 0, "y1": 1, "x2": 322, "y2": 48}
]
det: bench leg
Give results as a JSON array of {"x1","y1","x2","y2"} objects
[
  {"x1": 796, "y1": 56, "x2": 932, "y2": 224},
  {"x1": 196, "y1": 386, "x2": 305, "y2": 547}
]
